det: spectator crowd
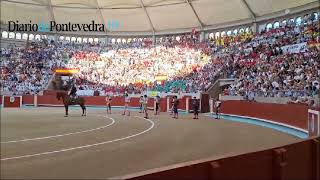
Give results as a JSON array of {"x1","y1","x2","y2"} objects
[{"x1": 1, "y1": 13, "x2": 318, "y2": 105}]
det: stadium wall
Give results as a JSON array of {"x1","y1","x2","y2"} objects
[
  {"x1": 20, "y1": 94, "x2": 212, "y2": 113},
  {"x1": 25, "y1": 95, "x2": 193, "y2": 112},
  {"x1": 22, "y1": 95, "x2": 34, "y2": 105},
  {"x1": 119, "y1": 137, "x2": 320, "y2": 180},
  {"x1": 220, "y1": 100, "x2": 309, "y2": 130}
]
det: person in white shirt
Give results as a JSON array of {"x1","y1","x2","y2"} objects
[
  {"x1": 139, "y1": 96, "x2": 144, "y2": 113},
  {"x1": 214, "y1": 98, "x2": 222, "y2": 119},
  {"x1": 122, "y1": 93, "x2": 130, "y2": 116},
  {"x1": 143, "y1": 95, "x2": 149, "y2": 119},
  {"x1": 105, "y1": 95, "x2": 112, "y2": 114}
]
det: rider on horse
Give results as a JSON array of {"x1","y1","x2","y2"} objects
[{"x1": 69, "y1": 85, "x2": 78, "y2": 103}]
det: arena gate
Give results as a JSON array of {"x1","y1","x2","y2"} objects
[
  {"x1": 1, "y1": 96, "x2": 22, "y2": 108},
  {"x1": 308, "y1": 109, "x2": 320, "y2": 137}
]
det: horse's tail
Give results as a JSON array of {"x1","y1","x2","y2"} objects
[{"x1": 56, "y1": 92, "x2": 61, "y2": 100}]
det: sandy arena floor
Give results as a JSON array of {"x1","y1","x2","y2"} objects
[{"x1": 0, "y1": 107, "x2": 300, "y2": 179}]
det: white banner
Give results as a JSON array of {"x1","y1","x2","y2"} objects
[
  {"x1": 281, "y1": 42, "x2": 307, "y2": 54},
  {"x1": 77, "y1": 90, "x2": 106, "y2": 96},
  {"x1": 77, "y1": 90, "x2": 94, "y2": 96}
]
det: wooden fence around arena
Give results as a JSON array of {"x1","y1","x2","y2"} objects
[
  {"x1": 220, "y1": 100, "x2": 309, "y2": 130},
  {"x1": 119, "y1": 137, "x2": 320, "y2": 180}
]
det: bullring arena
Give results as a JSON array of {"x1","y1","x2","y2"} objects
[
  {"x1": 1, "y1": 95, "x2": 319, "y2": 179},
  {"x1": 0, "y1": 106, "x2": 299, "y2": 179},
  {"x1": 1, "y1": 0, "x2": 320, "y2": 179}
]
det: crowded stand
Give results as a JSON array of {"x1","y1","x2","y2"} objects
[
  {"x1": 0, "y1": 40, "x2": 106, "y2": 95},
  {"x1": 67, "y1": 40, "x2": 212, "y2": 94},
  {"x1": 1, "y1": 13, "x2": 319, "y2": 104},
  {"x1": 218, "y1": 14, "x2": 319, "y2": 102},
  {"x1": 1, "y1": 41, "x2": 57, "y2": 95}
]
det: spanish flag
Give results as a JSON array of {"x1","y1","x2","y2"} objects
[{"x1": 55, "y1": 68, "x2": 79, "y2": 74}]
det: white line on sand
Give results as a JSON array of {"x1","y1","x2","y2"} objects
[
  {"x1": 1, "y1": 115, "x2": 115, "y2": 144},
  {"x1": 1, "y1": 116, "x2": 154, "y2": 161}
]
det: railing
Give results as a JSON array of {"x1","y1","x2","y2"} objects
[
  {"x1": 45, "y1": 72, "x2": 56, "y2": 90},
  {"x1": 226, "y1": 89, "x2": 319, "y2": 98},
  {"x1": 221, "y1": 90, "x2": 319, "y2": 107},
  {"x1": 205, "y1": 73, "x2": 226, "y2": 92}
]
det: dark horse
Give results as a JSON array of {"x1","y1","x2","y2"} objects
[{"x1": 56, "y1": 92, "x2": 86, "y2": 117}]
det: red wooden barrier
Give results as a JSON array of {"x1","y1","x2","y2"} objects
[
  {"x1": 159, "y1": 97, "x2": 167, "y2": 112},
  {"x1": 166, "y1": 96, "x2": 188, "y2": 111},
  {"x1": 37, "y1": 95, "x2": 63, "y2": 105},
  {"x1": 221, "y1": 100, "x2": 309, "y2": 129},
  {"x1": 200, "y1": 93, "x2": 210, "y2": 113},
  {"x1": 35, "y1": 95, "x2": 167, "y2": 111},
  {"x1": 119, "y1": 137, "x2": 319, "y2": 180},
  {"x1": 22, "y1": 95, "x2": 34, "y2": 105},
  {"x1": 178, "y1": 96, "x2": 187, "y2": 110},
  {"x1": 147, "y1": 98, "x2": 154, "y2": 109},
  {"x1": 82, "y1": 96, "x2": 108, "y2": 106}
]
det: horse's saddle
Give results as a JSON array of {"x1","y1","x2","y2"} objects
[{"x1": 70, "y1": 95, "x2": 78, "y2": 103}]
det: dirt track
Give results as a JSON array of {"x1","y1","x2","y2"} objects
[{"x1": 0, "y1": 107, "x2": 299, "y2": 179}]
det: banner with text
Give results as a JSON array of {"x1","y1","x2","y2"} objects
[{"x1": 281, "y1": 42, "x2": 307, "y2": 54}]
